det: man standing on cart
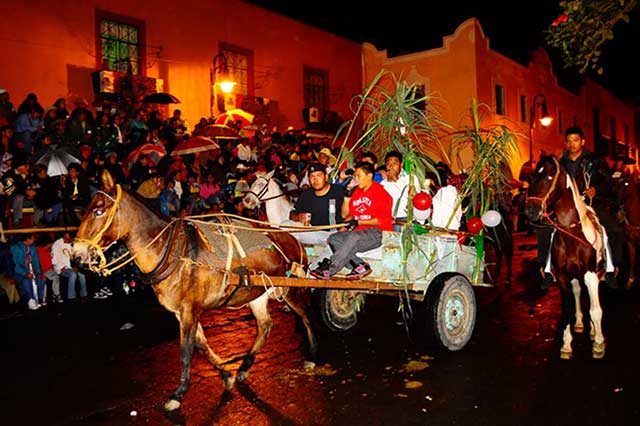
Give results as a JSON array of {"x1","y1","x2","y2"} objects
[{"x1": 311, "y1": 161, "x2": 393, "y2": 280}]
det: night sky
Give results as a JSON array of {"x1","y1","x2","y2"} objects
[{"x1": 248, "y1": 0, "x2": 640, "y2": 101}]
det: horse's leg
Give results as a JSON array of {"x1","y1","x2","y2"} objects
[
  {"x1": 584, "y1": 271, "x2": 606, "y2": 359},
  {"x1": 194, "y1": 322, "x2": 235, "y2": 390},
  {"x1": 165, "y1": 309, "x2": 199, "y2": 411},
  {"x1": 559, "y1": 276, "x2": 574, "y2": 360},
  {"x1": 571, "y1": 278, "x2": 584, "y2": 333},
  {"x1": 626, "y1": 241, "x2": 636, "y2": 290},
  {"x1": 283, "y1": 289, "x2": 318, "y2": 360},
  {"x1": 236, "y1": 292, "x2": 272, "y2": 383}
]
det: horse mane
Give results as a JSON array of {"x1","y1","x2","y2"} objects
[
  {"x1": 125, "y1": 188, "x2": 170, "y2": 222},
  {"x1": 560, "y1": 164, "x2": 604, "y2": 263}
]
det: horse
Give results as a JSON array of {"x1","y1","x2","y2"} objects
[
  {"x1": 243, "y1": 169, "x2": 293, "y2": 224},
  {"x1": 72, "y1": 170, "x2": 316, "y2": 412},
  {"x1": 525, "y1": 155, "x2": 606, "y2": 360},
  {"x1": 613, "y1": 174, "x2": 640, "y2": 290}
]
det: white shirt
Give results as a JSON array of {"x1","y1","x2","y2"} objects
[
  {"x1": 381, "y1": 171, "x2": 421, "y2": 218},
  {"x1": 51, "y1": 238, "x2": 72, "y2": 274},
  {"x1": 431, "y1": 185, "x2": 462, "y2": 230}
]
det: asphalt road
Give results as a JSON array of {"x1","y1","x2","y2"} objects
[{"x1": 1, "y1": 233, "x2": 639, "y2": 426}]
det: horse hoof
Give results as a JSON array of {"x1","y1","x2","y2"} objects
[
  {"x1": 560, "y1": 350, "x2": 572, "y2": 360},
  {"x1": 224, "y1": 375, "x2": 236, "y2": 390},
  {"x1": 574, "y1": 323, "x2": 584, "y2": 334},
  {"x1": 237, "y1": 371, "x2": 249, "y2": 383},
  {"x1": 593, "y1": 342, "x2": 606, "y2": 359},
  {"x1": 164, "y1": 399, "x2": 181, "y2": 412}
]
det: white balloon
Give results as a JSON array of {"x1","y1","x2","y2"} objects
[
  {"x1": 481, "y1": 210, "x2": 501, "y2": 227},
  {"x1": 414, "y1": 208, "x2": 432, "y2": 224}
]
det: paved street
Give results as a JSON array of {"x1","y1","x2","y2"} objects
[{"x1": 1, "y1": 233, "x2": 639, "y2": 426}]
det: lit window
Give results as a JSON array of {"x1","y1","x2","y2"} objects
[
  {"x1": 222, "y1": 48, "x2": 250, "y2": 96},
  {"x1": 100, "y1": 19, "x2": 140, "y2": 75}
]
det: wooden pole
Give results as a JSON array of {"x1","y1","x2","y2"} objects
[{"x1": 1, "y1": 226, "x2": 78, "y2": 235}]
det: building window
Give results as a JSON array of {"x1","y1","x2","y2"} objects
[
  {"x1": 304, "y1": 66, "x2": 328, "y2": 113},
  {"x1": 220, "y1": 44, "x2": 253, "y2": 97},
  {"x1": 610, "y1": 116, "x2": 617, "y2": 142},
  {"x1": 520, "y1": 95, "x2": 527, "y2": 123},
  {"x1": 99, "y1": 18, "x2": 141, "y2": 75},
  {"x1": 495, "y1": 85, "x2": 505, "y2": 115}
]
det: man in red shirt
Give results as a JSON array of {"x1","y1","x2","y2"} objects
[{"x1": 311, "y1": 161, "x2": 392, "y2": 280}]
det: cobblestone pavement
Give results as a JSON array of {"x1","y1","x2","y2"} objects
[{"x1": 1, "y1": 233, "x2": 639, "y2": 425}]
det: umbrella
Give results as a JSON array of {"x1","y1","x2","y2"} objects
[
  {"x1": 33, "y1": 145, "x2": 83, "y2": 176},
  {"x1": 172, "y1": 136, "x2": 220, "y2": 156},
  {"x1": 194, "y1": 124, "x2": 241, "y2": 139},
  {"x1": 142, "y1": 92, "x2": 180, "y2": 104},
  {"x1": 214, "y1": 109, "x2": 254, "y2": 127},
  {"x1": 125, "y1": 143, "x2": 166, "y2": 169}
]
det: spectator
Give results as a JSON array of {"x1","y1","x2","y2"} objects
[
  {"x1": 200, "y1": 172, "x2": 221, "y2": 206},
  {"x1": 32, "y1": 164, "x2": 63, "y2": 226},
  {"x1": 6, "y1": 156, "x2": 31, "y2": 227},
  {"x1": 14, "y1": 107, "x2": 43, "y2": 153},
  {"x1": 60, "y1": 163, "x2": 90, "y2": 225},
  {"x1": 10, "y1": 233, "x2": 45, "y2": 310},
  {"x1": 65, "y1": 108, "x2": 95, "y2": 146},
  {"x1": 52, "y1": 97, "x2": 70, "y2": 120},
  {"x1": 0, "y1": 89, "x2": 16, "y2": 125},
  {"x1": 52, "y1": 232, "x2": 88, "y2": 303},
  {"x1": 35, "y1": 235, "x2": 63, "y2": 304},
  {"x1": 159, "y1": 178, "x2": 180, "y2": 216}
]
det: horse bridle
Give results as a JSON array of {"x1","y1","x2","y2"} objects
[
  {"x1": 75, "y1": 184, "x2": 123, "y2": 271},
  {"x1": 527, "y1": 157, "x2": 560, "y2": 221},
  {"x1": 245, "y1": 175, "x2": 289, "y2": 202}
]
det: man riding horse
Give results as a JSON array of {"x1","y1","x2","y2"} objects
[{"x1": 538, "y1": 126, "x2": 622, "y2": 290}]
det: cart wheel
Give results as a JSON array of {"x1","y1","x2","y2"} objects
[
  {"x1": 312, "y1": 289, "x2": 364, "y2": 333},
  {"x1": 425, "y1": 273, "x2": 476, "y2": 351}
]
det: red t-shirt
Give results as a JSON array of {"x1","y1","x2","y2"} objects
[
  {"x1": 350, "y1": 182, "x2": 393, "y2": 231},
  {"x1": 35, "y1": 246, "x2": 53, "y2": 273}
]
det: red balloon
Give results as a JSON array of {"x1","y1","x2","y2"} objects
[
  {"x1": 412, "y1": 192, "x2": 432, "y2": 211},
  {"x1": 457, "y1": 233, "x2": 467, "y2": 244},
  {"x1": 466, "y1": 217, "x2": 483, "y2": 234}
]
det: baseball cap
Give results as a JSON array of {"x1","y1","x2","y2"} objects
[{"x1": 308, "y1": 162, "x2": 326, "y2": 174}]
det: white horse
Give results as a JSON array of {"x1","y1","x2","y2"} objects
[{"x1": 243, "y1": 170, "x2": 293, "y2": 224}]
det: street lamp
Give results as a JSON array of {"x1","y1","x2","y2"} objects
[
  {"x1": 529, "y1": 93, "x2": 553, "y2": 162},
  {"x1": 213, "y1": 52, "x2": 236, "y2": 94}
]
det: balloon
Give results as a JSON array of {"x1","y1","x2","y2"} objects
[
  {"x1": 457, "y1": 233, "x2": 467, "y2": 244},
  {"x1": 412, "y1": 192, "x2": 432, "y2": 211},
  {"x1": 413, "y1": 208, "x2": 431, "y2": 224},
  {"x1": 481, "y1": 210, "x2": 502, "y2": 227},
  {"x1": 466, "y1": 217, "x2": 483, "y2": 234}
]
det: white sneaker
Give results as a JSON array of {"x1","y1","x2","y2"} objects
[
  {"x1": 102, "y1": 288, "x2": 113, "y2": 296},
  {"x1": 27, "y1": 299, "x2": 40, "y2": 310},
  {"x1": 93, "y1": 290, "x2": 108, "y2": 299}
]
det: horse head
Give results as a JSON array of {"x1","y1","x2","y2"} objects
[
  {"x1": 72, "y1": 170, "x2": 124, "y2": 271},
  {"x1": 525, "y1": 155, "x2": 562, "y2": 223},
  {"x1": 243, "y1": 169, "x2": 277, "y2": 209}
]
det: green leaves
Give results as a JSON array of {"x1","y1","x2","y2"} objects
[{"x1": 546, "y1": 0, "x2": 637, "y2": 74}]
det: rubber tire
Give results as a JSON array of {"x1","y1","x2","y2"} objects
[
  {"x1": 425, "y1": 273, "x2": 476, "y2": 351},
  {"x1": 311, "y1": 288, "x2": 363, "y2": 333}
]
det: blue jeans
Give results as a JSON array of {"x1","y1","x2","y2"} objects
[
  {"x1": 16, "y1": 275, "x2": 45, "y2": 303},
  {"x1": 60, "y1": 268, "x2": 87, "y2": 299},
  {"x1": 34, "y1": 202, "x2": 63, "y2": 225}
]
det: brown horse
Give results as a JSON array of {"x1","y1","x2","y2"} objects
[
  {"x1": 72, "y1": 171, "x2": 316, "y2": 411},
  {"x1": 525, "y1": 155, "x2": 606, "y2": 360},
  {"x1": 614, "y1": 174, "x2": 640, "y2": 289}
]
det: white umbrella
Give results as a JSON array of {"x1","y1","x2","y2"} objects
[{"x1": 34, "y1": 146, "x2": 83, "y2": 176}]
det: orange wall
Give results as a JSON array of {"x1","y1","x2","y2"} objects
[
  {"x1": 0, "y1": 0, "x2": 362, "y2": 128},
  {"x1": 362, "y1": 18, "x2": 637, "y2": 175}
]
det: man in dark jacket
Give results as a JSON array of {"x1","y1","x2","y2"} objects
[
  {"x1": 60, "y1": 163, "x2": 90, "y2": 225},
  {"x1": 32, "y1": 164, "x2": 62, "y2": 226},
  {"x1": 539, "y1": 126, "x2": 620, "y2": 289}
]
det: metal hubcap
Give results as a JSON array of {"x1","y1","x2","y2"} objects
[{"x1": 445, "y1": 292, "x2": 466, "y2": 333}]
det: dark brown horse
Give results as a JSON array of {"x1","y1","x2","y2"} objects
[
  {"x1": 525, "y1": 155, "x2": 606, "y2": 360},
  {"x1": 72, "y1": 171, "x2": 316, "y2": 411},
  {"x1": 613, "y1": 174, "x2": 640, "y2": 289}
]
